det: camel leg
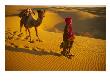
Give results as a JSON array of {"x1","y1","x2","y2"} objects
[
  {"x1": 24, "y1": 28, "x2": 28, "y2": 39},
  {"x1": 20, "y1": 20, "x2": 23, "y2": 33},
  {"x1": 69, "y1": 48, "x2": 71, "y2": 54},
  {"x1": 24, "y1": 28, "x2": 29, "y2": 40},
  {"x1": 35, "y1": 27, "x2": 40, "y2": 41},
  {"x1": 25, "y1": 27, "x2": 28, "y2": 35},
  {"x1": 17, "y1": 20, "x2": 23, "y2": 37},
  {"x1": 27, "y1": 28, "x2": 31, "y2": 41}
]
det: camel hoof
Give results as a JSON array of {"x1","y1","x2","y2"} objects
[{"x1": 13, "y1": 31, "x2": 17, "y2": 35}]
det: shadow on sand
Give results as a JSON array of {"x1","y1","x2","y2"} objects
[{"x1": 5, "y1": 45, "x2": 61, "y2": 57}]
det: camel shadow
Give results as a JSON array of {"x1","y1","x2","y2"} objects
[{"x1": 5, "y1": 46, "x2": 61, "y2": 57}]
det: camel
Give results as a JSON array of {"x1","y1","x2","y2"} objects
[{"x1": 19, "y1": 9, "x2": 45, "y2": 42}]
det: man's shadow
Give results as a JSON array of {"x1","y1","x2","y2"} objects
[{"x1": 5, "y1": 46, "x2": 61, "y2": 57}]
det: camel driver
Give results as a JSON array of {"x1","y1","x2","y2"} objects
[
  {"x1": 60, "y1": 17, "x2": 75, "y2": 56},
  {"x1": 19, "y1": 8, "x2": 35, "y2": 33},
  {"x1": 19, "y1": 8, "x2": 35, "y2": 18},
  {"x1": 26, "y1": 8, "x2": 35, "y2": 16}
]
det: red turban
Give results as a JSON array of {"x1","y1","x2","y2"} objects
[{"x1": 65, "y1": 17, "x2": 72, "y2": 25}]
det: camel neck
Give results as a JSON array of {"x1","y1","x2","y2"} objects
[{"x1": 35, "y1": 17, "x2": 43, "y2": 27}]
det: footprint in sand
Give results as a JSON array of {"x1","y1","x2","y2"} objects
[
  {"x1": 8, "y1": 36, "x2": 13, "y2": 40},
  {"x1": 36, "y1": 39, "x2": 43, "y2": 42},
  {"x1": 13, "y1": 31, "x2": 18, "y2": 35},
  {"x1": 10, "y1": 42, "x2": 14, "y2": 46},
  {"x1": 25, "y1": 36, "x2": 29, "y2": 39},
  {"x1": 22, "y1": 36, "x2": 30, "y2": 41},
  {"x1": 7, "y1": 31, "x2": 17, "y2": 40},
  {"x1": 24, "y1": 45, "x2": 29, "y2": 48},
  {"x1": 10, "y1": 42, "x2": 18, "y2": 48},
  {"x1": 28, "y1": 40, "x2": 35, "y2": 43},
  {"x1": 14, "y1": 45, "x2": 18, "y2": 48},
  {"x1": 17, "y1": 33, "x2": 23, "y2": 37},
  {"x1": 15, "y1": 37, "x2": 20, "y2": 40},
  {"x1": 8, "y1": 32, "x2": 13, "y2": 36}
]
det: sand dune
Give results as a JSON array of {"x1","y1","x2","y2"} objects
[
  {"x1": 5, "y1": 28, "x2": 106, "y2": 71},
  {"x1": 48, "y1": 8, "x2": 106, "y2": 39},
  {"x1": 39, "y1": 11, "x2": 64, "y2": 31},
  {"x1": 5, "y1": 6, "x2": 106, "y2": 71},
  {"x1": 50, "y1": 8, "x2": 98, "y2": 19}
]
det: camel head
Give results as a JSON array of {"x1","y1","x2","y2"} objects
[{"x1": 37, "y1": 10, "x2": 45, "y2": 19}]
